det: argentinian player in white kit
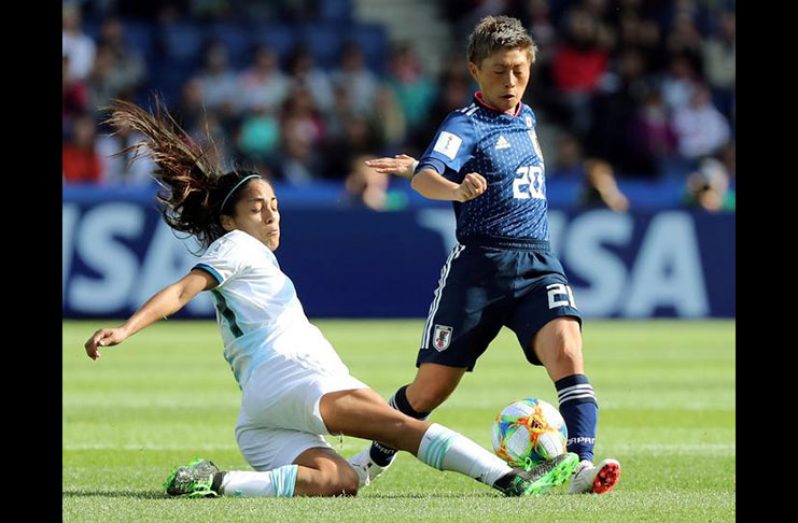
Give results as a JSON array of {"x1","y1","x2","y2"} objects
[
  {"x1": 197, "y1": 224, "x2": 371, "y2": 473},
  {"x1": 84, "y1": 99, "x2": 578, "y2": 498}
]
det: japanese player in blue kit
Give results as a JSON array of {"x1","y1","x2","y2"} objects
[{"x1": 362, "y1": 15, "x2": 621, "y2": 495}]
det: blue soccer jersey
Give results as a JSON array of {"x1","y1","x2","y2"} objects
[{"x1": 416, "y1": 93, "x2": 548, "y2": 242}]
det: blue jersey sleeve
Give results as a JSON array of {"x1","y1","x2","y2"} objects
[{"x1": 415, "y1": 111, "x2": 476, "y2": 177}]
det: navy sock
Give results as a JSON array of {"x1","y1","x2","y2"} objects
[
  {"x1": 555, "y1": 374, "x2": 598, "y2": 463},
  {"x1": 369, "y1": 385, "x2": 430, "y2": 467}
]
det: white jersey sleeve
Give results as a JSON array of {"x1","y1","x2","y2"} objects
[
  {"x1": 190, "y1": 230, "x2": 348, "y2": 389},
  {"x1": 193, "y1": 233, "x2": 249, "y2": 285}
]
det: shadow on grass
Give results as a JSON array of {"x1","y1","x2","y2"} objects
[
  {"x1": 63, "y1": 489, "x2": 166, "y2": 499},
  {"x1": 63, "y1": 490, "x2": 506, "y2": 499},
  {"x1": 353, "y1": 493, "x2": 506, "y2": 499}
]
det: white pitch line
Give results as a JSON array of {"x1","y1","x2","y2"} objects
[
  {"x1": 64, "y1": 442, "x2": 364, "y2": 451},
  {"x1": 607, "y1": 443, "x2": 735, "y2": 456}
]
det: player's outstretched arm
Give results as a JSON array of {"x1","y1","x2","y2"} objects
[
  {"x1": 84, "y1": 269, "x2": 217, "y2": 360},
  {"x1": 411, "y1": 169, "x2": 487, "y2": 202},
  {"x1": 364, "y1": 154, "x2": 418, "y2": 179}
]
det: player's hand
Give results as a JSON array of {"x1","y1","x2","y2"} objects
[
  {"x1": 364, "y1": 154, "x2": 417, "y2": 179},
  {"x1": 84, "y1": 327, "x2": 128, "y2": 360},
  {"x1": 454, "y1": 172, "x2": 487, "y2": 202}
]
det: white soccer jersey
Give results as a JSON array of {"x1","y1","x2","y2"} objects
[{"x1": 194, "y1": 229, "x2": 349, "y2": 388}]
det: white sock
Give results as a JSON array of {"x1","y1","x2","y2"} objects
[
  {"x1": 417, "y1": 423, "x2": 511, "y2": 486},
  {"x1": 220, "y1": 465, "x2": 298, "y2": 497}
]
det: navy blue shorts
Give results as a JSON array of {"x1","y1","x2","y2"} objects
[{"x1": 417, "y1": 238, "x2": 582, "y2": 371}]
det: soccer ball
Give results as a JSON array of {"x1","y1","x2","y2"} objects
[{"x1": 491, "y1": 397, "x2": 567, "y2": 467}]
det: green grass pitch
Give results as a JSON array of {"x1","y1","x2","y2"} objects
[{"x1": 63, "y1": 319, "x2": 734, "y2": 522}]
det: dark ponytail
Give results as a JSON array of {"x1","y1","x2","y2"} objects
[{"x1": 105, "y1": 98, "x2": 260, "y2": 249}]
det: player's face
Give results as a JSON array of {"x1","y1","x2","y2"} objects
[
  {"x1": 229, "y1": 179, "x2": 281, "y2": 251},
  {"x1": 469, "y1": 48, "x2": 531, "y2": 113}
]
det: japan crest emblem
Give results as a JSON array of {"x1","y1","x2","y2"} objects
[{"x1": 433, "y1": 325, "x2": 453, "y2": 352}]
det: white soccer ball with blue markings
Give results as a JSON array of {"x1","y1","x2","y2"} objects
[{"x1": 491, "y1": 398, "x2": 568, "y2": 467}]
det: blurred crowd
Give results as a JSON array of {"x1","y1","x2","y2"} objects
[{"x1": 63, "y1": 0, "x2": 735, "y2": 212}]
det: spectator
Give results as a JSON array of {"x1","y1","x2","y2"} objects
[
  {"x1": 386, "y1": 43, "x2": 437, "y2": 143},
  {"x1": 324, "y1": 114, "x2": 381, "y2": 180},
  {"x1": 525, "y1": 0, "x2": 557, "y2": 66},
  {"x1": 630, "y1": 83, "x2": 677, "y2": 175},
  {"x1": 237, "y1": 105, "x2": 281, "y2": 168},
  {"x1": 581, "y1": 159, "x2": 630, "y2": 212},
  {"x1": 63, "y1": 3, "x2": 96, "y2": 82},
  {"x1": 193, "y1": 40, "x2": 239, "y2": 116},
  {"x1": 372, "y1": 86, "x2": 408, "y2": 152},
  {"x1": 344, "y1": 155, "x2": 407, "y2": 211},
  {"x1": 665, "y1": 9, "x2": 703, "y2": 63},
  {"x1": 587, "y1": 47, "x2": 651, "y2": 175},
  {"x1": 672, "y1": 83, "x2": 730, "y2": 160},
  {"x1": 549, "y1": 132, "x2": 584, "y2": 179},
  {"x1": 661, "y1": 53, "x2": 699, "y2": 112},
  {"x1": 173, "y1": 78, "x2": 207, "y2": 135},
  {"x1": 60, "y1": 2, "x2": 736, "y2": 206},
  {"x1": 702, "y1": 9, "x2": 735, "y2": 121},
  {"x1": 63, "y1": 55, "x2": 89, "y2": 127},
  {"x1": 96, "y1": 124, "x2": 158, "y2": 186},
  {"x1": 287, "y1": 46, "x2": 334, "y2": 115},
  {"x1": 551, "y1": 7, "x2": 610, "y2": 137},
  {"x1": 96, "y1": 17, "x2": 147, "y2": 99},
  {"x1": 684, "y1": 158, "x2": 733, "y2": 212},
  {"x1": 237, "y1": 45, "x2": 291, "y2": 114},
  {"x1": 87, "y1": 45, "x2": 127, "y2": 111},
  {"x1": 63, "y1": 113, "x2": 102, "y2": 184},
  {"x1": 330, "y1": 42, "x2": 380, "y2": 117},
  {"x1": 276, "y1": 90, "x2": 326, "y2": 185}
]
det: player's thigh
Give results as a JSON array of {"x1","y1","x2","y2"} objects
[
  {"x1": 318, "y1": 388, "x2": 429, "y2": 452},
  {"x1": 508, "y1": 278, "x2": 582, "y2": 366},
  {"x1": 235, "y1": 418, "x2": 334, "y2": 471},
  {"x1": 419, "y1": 247, "x2": 510, "y2": 370},
  {"x1": 242, "y1": 362, "x2": 369, "y2": 435}
]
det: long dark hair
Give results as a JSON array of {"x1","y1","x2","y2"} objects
[{"x1": 105, "y1": 98, "x2": 261, "y2": 249}]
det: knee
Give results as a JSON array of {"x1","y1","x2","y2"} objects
[
  {"x1": 554, "y1": 341, "x2": 583, "y2": 368},
  {"x1": 332, "y1": 465, "x2": 360, "y2": 496},
  {"x1": 536, "y1": 324, "x2": 584, "y2": 374},
  {"x1": 317, "y1": 464, "x2": 359, "y2": 497}
]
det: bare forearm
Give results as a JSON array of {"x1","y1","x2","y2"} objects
[
  {"x1": 411, "y1": 169, "x2": 487, "y2": 203},
  {"x1": 85, "y1": 270, "x2": 213, "y2": 360},
  {"x1": 410, "y1": 169, "x2": 459, "y2": 200},
  {"x1": 119, "y1": 284, "x2": 193, "y2": 337}
]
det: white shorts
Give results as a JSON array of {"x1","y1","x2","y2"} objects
[{"x1": 235, "y1": 355, "x2": 368, "y2": 470}]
